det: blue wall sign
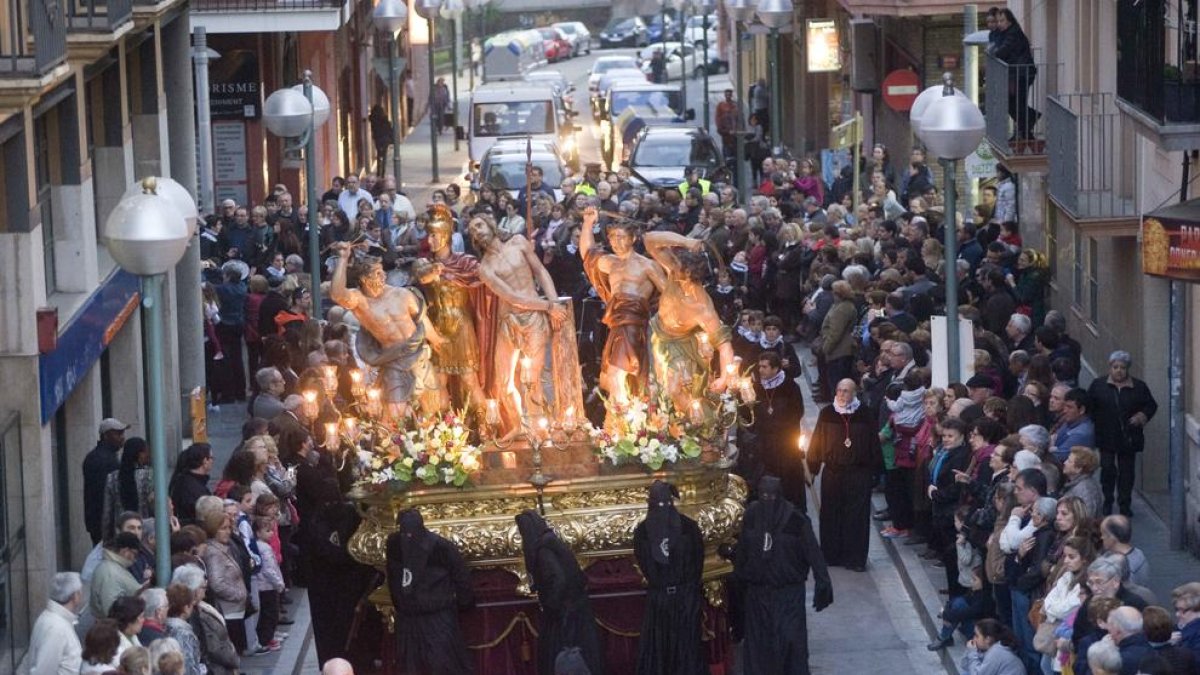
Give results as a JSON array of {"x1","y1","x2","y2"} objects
[{"x1": 38, "y1": 269, "x2": 141, "y2": 424}]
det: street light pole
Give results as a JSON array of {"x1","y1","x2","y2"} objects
[
  {"x1": 702, "y1": 10, "x2": 710, "y2": 133},
  {"x1": 725, "y1": 0, "x2": 756, "y2": 204},
  {"x1": 389, "y1": 37, "x2": 403, "y2": 182},
  {"x1": 913, "y1": 73, "x2": 985, "y2": 385},
  {"x1": 417, "y1": 0, "x2": 444, "y2": 182},
  {"x1": 302, "y1": 72, "x2": 323, "y2": 313},
  {"x1": 755, "y1": 0, "x2": 791, "y2": 153},
  {"x1": 105, "y1": 178, "x2": 191, "y2": 589}
]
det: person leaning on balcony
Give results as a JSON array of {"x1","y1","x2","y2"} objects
[{"x1": 992, "y1": 9, "x2": 1040, "y2": 141}]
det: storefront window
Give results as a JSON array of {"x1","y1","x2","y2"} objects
[{"x1": 0, "y1": 413, "x2": 31, "y2": 675}]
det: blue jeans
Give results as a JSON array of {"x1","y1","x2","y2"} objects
[
  {"x1": 1010, "y1": 588, "x2": 1040, "y2": 673},
  {"x1": 938, "y1": 594, "x2": 981, "y2": 641}
]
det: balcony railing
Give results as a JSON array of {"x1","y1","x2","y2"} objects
[
  {"x1": 192, "y1": 0, "x2": 341, "y2": 10},
  {"x1": 65, "y1": 0, "x2": 132, "y2": 31},
  {"x1": 0, "y1": 0, "x2": 67, "y2": 77},
  {"x1": 984, "y1": 54, "x2": 1060, "y2": 157},
  {"x1": 1116, "y1": 0, "x2": 1200, "y2": 124},
  {"x1": 1046, "y1": 93, "x2": 1138, "y2": 222}
]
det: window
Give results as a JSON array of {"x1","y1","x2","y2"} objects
[
  {"x1": 472, "y1": 101, "x2": 555, "y2": 137},
  {"x1": 1046, "y1": 207, "x2": 1058, "y2": 284},
  {"x1": 34, "y1": 115, "x2": 54, "y2": 294},
  {"x1": 1072, "y1": 228, "x2": 1084, "y2": 308},
  {"x1": 1087, "y1": 238, "x2": 1099, "y2": 324},
  {"x1": 0, "y1": 413, "x2": 31, "y2": 675}
]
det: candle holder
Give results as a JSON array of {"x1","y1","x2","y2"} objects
[
  {"x1": 302, "y1": 389, "x2": 319, "y2": 421},
  {"x1": 489, "y1": 402, "x2": 593, "y2": 514}
]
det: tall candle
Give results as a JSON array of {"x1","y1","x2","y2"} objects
[
  {"x1": 349, "y1": 369, "x2": 365, "y2": 398},
  {"x1": 484, "y1": 399, "x2": 500, "y2": 426},
  {"x1": 520, "y1": 356, "x2": 535, "y2": 385},
  {"x1": 324, "y1": 422, "x2": 338, "y2": 449},
  {"x1": 302, "y1": 390, "x2": 319, "y2": 420},
  {"x1": 366, "y1": 388, "x2": 382, "y2": 417},
  {"x1": 344, "y1": 417, "x2": 359, "y2": 441},
  {"x1": 689, "y1": 400, "x2": 704, "y2": 424}
]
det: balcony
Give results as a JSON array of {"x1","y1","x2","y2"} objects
[
  {"x1": 65, "y1": 0, "x2": 133, "y2": 59},
  {"x1": 191, "y1": 0, "x2": 350, "y2": 33},
  {"x1": 984, "y1": 53, "x2": 1060, "y2": 170},
  {"x1": 1115, "y1": 0, "x2": 1200, "y2": 150},
  {"x1": 0, "y1": 0, "x2": 70, "y2": 106},
  {"x1": 1045, "y1": 93, "x2": 1140, "y2": 236}
]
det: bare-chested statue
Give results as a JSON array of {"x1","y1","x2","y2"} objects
[
  {"x1": 467, "y1": 216, "x2": 567, "y2": 428},
  {"x1": 643, "y1": 231, "x2": 736, "y2": 414},
  {"x1": 412, "y1": 205, "x2": 489, "y2": 414},
  {"x1": 330, "y1": 242, "x2": 444, "y2": 420},
  {"x1": 579, "y1": 207, "x2": 663, "y2": 404}
]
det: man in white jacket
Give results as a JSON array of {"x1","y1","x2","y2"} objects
[{"x1": 24, "y1": 572, "x2": 84, "y2": 675}]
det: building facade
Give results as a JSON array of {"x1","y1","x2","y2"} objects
[{"x1": 0, "y1": 0, "x2": 198, "y2": 667}]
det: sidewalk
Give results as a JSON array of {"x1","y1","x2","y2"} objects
[
  {"x1": 795, "y1": 345, "x2": 1199, "y2": 669},
  {"x1": 392, "y1": 68, "x2": 472, "y2": 207}
]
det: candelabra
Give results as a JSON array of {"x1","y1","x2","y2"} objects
[{"x1": 484, "y1": 353, "x2": 591, "y2": 513}]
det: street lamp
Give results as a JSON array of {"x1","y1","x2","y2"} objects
[
  {"x1": 105, "y1": 177, "x2": 193, "y2": 589},
  {"x1": 374, "y1": 0, "x2": 408, "y2": 183},
  {"x1": 912, "y1": 73, "x2": 985, "y2": 384},
  {"x1": 672, "y1": 0, "x2": 688, "y2": 108},
  {"x1": 756, "y1": 0, "x2": 791, "y2": 153},
  {"x1": 724, "y1": 0, "x2": 756, "y2": 203},
  {"x1": 440, "y1": 0, "x2": 464, "y2": 152},
  {"x1": 263, "y1": 74, "x2": 332, "y2": 313},
  {"x1": 415, "y1": 0, "x2": 443, "y2": 183},
  {"x1": 695, "y1": 0, "x2": 715, "y2": 134}
]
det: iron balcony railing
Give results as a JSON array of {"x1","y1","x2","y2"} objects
[
  {"x1": 65, "y1": 0, "x2": 132, "y2": 31},
  {"x1": 192, "y1": 0, "x2": 341, "y2": 10},
  {"x1": 1116, "y1": 0, "x2": 1200, "y2": 124},
  {"x1": 1045, "y1": 93, "x2": 1138, "y2": 221},
  {"x1": 0, "y1": 0, "x2": 67, "y2": 77},
  {"x1": 984, "y1": 53, "x2": 1060, "y2": 157}
]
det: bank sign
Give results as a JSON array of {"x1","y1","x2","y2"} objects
[{"x1": 210, "y1": 49, "x2": 261, "y2": 120}]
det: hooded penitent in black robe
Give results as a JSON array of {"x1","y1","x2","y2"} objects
[
  {"x1": 805, "y1": 400, "x2": 884, "y2": 569},
  {"x1": 733, "y1": 477, "x2": 833, "y2": 675},
  {"x1": 386, "y1": 509, "x2": 475, "y2": 674},
  {"x1": 632, "y1": 481, "x2": 707, "y2": 675},
  {"x1": 515, "y1": 510, "x2": 606, "y2": 675},
  {"x1": 295, "y1": 454, "x2": 377, "y2": 670},
  {"x1": 746, "y1": 373, "x2": 807, "y2": 508}
]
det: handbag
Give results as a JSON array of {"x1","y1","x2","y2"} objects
[{"x1": 1033, "y1": 619, "x2": 1060, "y2": 655}]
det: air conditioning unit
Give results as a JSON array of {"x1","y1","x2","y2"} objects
[{"x1": 850, "y1": 19, "x2": 878, "y2": 92}]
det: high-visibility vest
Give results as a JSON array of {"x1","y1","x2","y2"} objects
[
  {"x1": 678, "y1": 178, "x2": 711, "y2": 197},
  {"x1": 575, "y1": 184, "x2": 597, "y2": 196}
]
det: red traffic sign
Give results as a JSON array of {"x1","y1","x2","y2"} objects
[{"x1": 882, "y1": 69, "x2": 921, "y2": 112}]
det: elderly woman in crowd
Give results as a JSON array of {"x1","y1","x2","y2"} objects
[
  {"x1": 1062, "y1": 446, "x2": 1104, "y2": 519},
  {"x1": 197, "y1": 495, "x2": 250, "y2": 659},
  {"x1": 1017, "y1": 424, "x2": 1052, "y2": 459},
  {"x1": 164, "y1": 584, "x2": 204, "y2": 675},
  {"x1": 172, "y1": 563, "x2": 240, "y2": 675}
]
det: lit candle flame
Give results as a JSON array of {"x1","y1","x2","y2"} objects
[{"x1": 324, "y1": 422, "x2": 338, "y2": 448}]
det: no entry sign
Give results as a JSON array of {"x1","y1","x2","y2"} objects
[{"x1": 882, "y1": 69, "x2": 921, "y2": 112}]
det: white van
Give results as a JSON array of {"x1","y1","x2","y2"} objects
[
  {"x1": 482, "y1": 30, "x2": 546, "y2": 82},
  {"x1": 467, "y1": 82, "x2": 581, "y2": 169}
]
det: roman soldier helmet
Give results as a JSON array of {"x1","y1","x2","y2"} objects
[{"x1": 428, "y1": 203, "x2": 455, "y2": 238}]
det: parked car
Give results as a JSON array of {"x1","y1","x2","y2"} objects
[
  {"x1": 553, "y1": 21, "x2": 592, "y2": 56},
  {"x1": 538, "y1": 27, "x2": 572, "y2": 62},
  {"x1": 599, "y1": 16, "x2": 648, "y2": 48},
  {"x1": 625, "y1": 125, "x2": 725, "y2": 189},
  {"x1": 683, "y1": 14, "x2": 720, "y2": 46},
  {"x1": 525, "y1": 70, "x2": 576, "y2": 109},
  {"x1": 637, "y1": 41, "x2": 702, "y2": 81},
  {"x1": 645, "y1": 14, "x2": 679, "y2": 43}
]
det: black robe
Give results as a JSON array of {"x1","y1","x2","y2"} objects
[
  {"x1": 733, "y1": 498, "x2": 832, "y2": 675},
  {"x1": 806, "y1": 404, "x2": 884, "y2": 568},
  {"x1": 517, "y1": 513, "x2": 606, "y2": 675},
  {"x1": 385, "y1": 529, "x2": 475, "y2": 673},
  {"x1": 633, "y1": 514, "x2": 706, "y2": 675},
  {"x1": 295, "y1": 457, "x2": 377, "y2": 670},
  {"x1": 743, "y1": 379, "x2": 806, "y2": 508}
]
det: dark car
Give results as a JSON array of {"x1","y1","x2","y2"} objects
[
  {"x1": 625, "y1": 125, "x2": 726, "y2": 189},
  {"x1": 645, "y1": 13, "x2": 679, "y2": 43},
  {"x1": 600, "y1": 16, "x2": 649, "y2": 48}
]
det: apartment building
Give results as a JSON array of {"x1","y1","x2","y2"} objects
[
  {"x1": 995, "y1": 0, "x2": 1200, "y2": 546},
  {"x1": 0, "y1": 0, "x2": 198, "y2": 668}
]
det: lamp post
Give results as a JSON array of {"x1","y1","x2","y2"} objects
[
  {"x1": 672, "y1": 0, "x2": 688, "y2": 109},
  {"x1": 416, "y1": 0, "x2": 444, "y2": 183},
  {"x1": 106, "y1": 177, "x2": 193, "y2": 588},
  {"x1": 912, "y1": 73, "x2": 985, "y2": 383},
  {"x1": 264, "y1": 76, "x2": 332, "y2": 312},
  {"x1": 696, "y1": 0, "x2": 714, "y2": 133},
  {"x1": 725, "y1": 0, "x2": 756, "y2": 203},
  {"x1": 374, "y1": 0, "x2": 408, "y2": 183},
  {"x1": 441, "y1": 0, "x2": 464, "y2": 152},
  {"x1": 756, "y1": 0, "x2": 791, "y2": 153}
]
